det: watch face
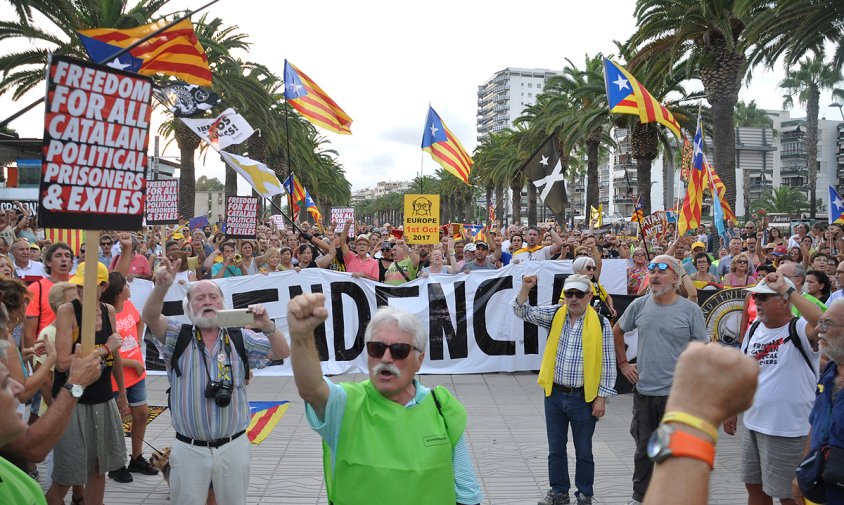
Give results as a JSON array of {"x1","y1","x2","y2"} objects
[
  {"x1": 72, "y1": 384, "x2": 84, "y2": 397},
  {"x1": 647, "y1": 425, "x2": 672, "y2": 461}
]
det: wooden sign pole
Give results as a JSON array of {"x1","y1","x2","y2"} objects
[{"x1": 80, "y1": 230, "x2": 100, "y2": 353}]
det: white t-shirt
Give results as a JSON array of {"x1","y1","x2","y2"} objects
[
  {"x1": 512, "y1": 246, "x2": 552, "y2": 263},
  {"x1": 14, "y1": 260, "x2": 46, "y2": 281},
  {"x1": 741, "y1": 318, "x2": 819, "y2": 437}
]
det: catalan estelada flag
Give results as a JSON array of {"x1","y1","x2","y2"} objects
[
  {"x1": 283, "y1": 60, "x2": 352, "y2": 135},
  {"x1": 603, "y1": 58, "x2": 682, "y2": 140},
  {"x1": 631, "y1": 196, "x2": 645, "y2": 223},
  {"x1": 463, "y1": 224, "x2": 486, "y2": 242},
  {"x1": 678, "y1": 116, "x2": 706, "y2": 235},
  {"x1": 830, "y1": 186, "x2": 844, "y2": 224},
  {"x1": 80, "y1": 19, "x2": 211, "y2": 86},
  {"x1": 247, "y1": 401, "x2": 290, "y2": 445},
  {"x1": 283, "y1": 174, "x2": 322, "y2": 223},
  {"x1": 703, "y1": 162, "x2": 737, "y2": 224},
  {"x1": 421, "y1": 106, "x2": 473, "y2": 185}
]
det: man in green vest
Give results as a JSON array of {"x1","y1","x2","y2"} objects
[{"x1": 288, "y1": 293, "x2": 483, "y2": 505}]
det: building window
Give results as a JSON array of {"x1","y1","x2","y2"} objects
[
  {"x1": 528, "y1": 93, "x2": 532, "y2": 98},
  {"x1": 528, "y1": 83, "x2": 533, "y2": 88}
]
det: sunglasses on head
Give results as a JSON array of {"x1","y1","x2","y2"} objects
[
  {"x1": 365, "y1": 341, "x2": 422, "y2": 360},
  {"x1": 647, "y1": 262, "x2": 671, "y2": 272},
  {"x1": 564, "y1": 290, "x2": 587, "y2": 299}
]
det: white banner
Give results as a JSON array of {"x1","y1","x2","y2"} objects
[
  {"x1": 180, "y1": 108, "x2": 255, "y2": 150},
  {"x1": 132, "y1": 259, "x2": 630, "y2": 376}
]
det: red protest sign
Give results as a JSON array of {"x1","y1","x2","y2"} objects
[
  {"x1": 39, "y1": 55, "x2": 152, "y2": 230},
  {"x1": 145, "y1": 180, "x2": 179, "y2": 224},
  {"x1": 641, "y1": 211, "x2": 669, "y2": 241},
  {"x1": 225, "y1": 196, "x2": 258, "y2": 238}
]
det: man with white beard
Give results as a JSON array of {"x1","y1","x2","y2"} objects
[
  {"x1": 612, "y1": 255, "x2": 708, "y2": 505},
  {"x1": 142, "y1": 258, "x2": 290, "y2": 505}
]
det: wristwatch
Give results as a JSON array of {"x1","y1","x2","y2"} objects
[
  {"x1": 63, "y1": 383, "x2": 84, "y2": 399},
  {"x1": 647, "y1": 423, "x2": 715, "y2": 469},
  {"x1": 784, "y1": 286, "x2": 796, "y2": 300}
]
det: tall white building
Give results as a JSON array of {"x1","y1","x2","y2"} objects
[{"x1": 476, "y1": 67, "x2": 559, "y2": 142}]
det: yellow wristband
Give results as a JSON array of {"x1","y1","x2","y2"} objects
[{"x1": 662, "y1": 411, "x2": 718, "y2": 442}]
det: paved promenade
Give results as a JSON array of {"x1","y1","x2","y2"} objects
[{"x1": 39, "y1": 372, "x2": 749, "y2": 504}]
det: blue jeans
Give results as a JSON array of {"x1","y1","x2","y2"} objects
[{"x1": 544, "y1": 387, "x2": 597, "y2": 497}]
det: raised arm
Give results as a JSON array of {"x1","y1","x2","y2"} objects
[
  {"x1": 114, "y1": 232, "x2": 133, "y2": 277},
  {"x1": 288, "y1": 293, "x2": 331, "y2": 420},
  {"x1": 340, "y1": 219, "x2": 353, "y2": 258},
  {"x1": 547, "y1": 225, "x2": 564, "y2": 256},
  {"x1": 314, "y1": 238, "x2": 339, "y2": 269},
  {"x1": 142, "y1": 257, "x2": 180, "y2": 341}
]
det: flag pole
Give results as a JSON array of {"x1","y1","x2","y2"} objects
[{"x1": 0, "y1": 0, "x2": 222, "y2": 129}]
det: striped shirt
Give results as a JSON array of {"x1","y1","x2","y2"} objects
[
  {"x1": 154, "y1": 320, "x2": 271, "y2": 440},
  {"x1": 512, "y1": 298, "x2": 617, "y2": 397}
]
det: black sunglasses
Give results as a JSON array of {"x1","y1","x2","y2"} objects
[
  {"x1": 564, "y1": 290, "x2": 587, "y2": 299},
  {"x1": 101, "y1": 241, "x2": 112, "y2": 246},
  {"x1": 647, "y1": 262, "x2": 671, "y2": 272},
  {"x1": 752, "y1": 293, "x2": 779, "y2": 302},
  {"x1": 366, "y1": 341, "x2": 422, "y2": 360}
]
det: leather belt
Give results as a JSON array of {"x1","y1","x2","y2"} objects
[
  {"x1": 176, "y1": 430, "x2": 245, "y2": 448},
  {"x1": 553, "y1": 384, "x2": 584, "y2": 394}
]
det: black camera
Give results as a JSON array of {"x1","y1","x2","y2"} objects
[{"x1": 205, "y1": 379, "x2": 233, "y2": 408}]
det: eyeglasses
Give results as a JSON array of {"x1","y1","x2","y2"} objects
[
  {"x1": 101, "y1": 241, "x2": 112, "y2": 246},
  {"x1": 752, "y1": 293, "x2": 780, "y2": 302},
  {"x1": 585, "y1": 265, "x2": 597, "y2": 271},
  {"x1": 564, "y1": 290, "x2": 587, "y2": 299},
  {"x1": 365, "y1": 341, "x2": 422, "y2": 360},
  {"x1": 817, "y1": 319, "x2": 844, "y2": 332},
  {"x1": 735, "y1": 260, "x2": 748, "y2": 264},
  {"x1": 647, "y1": 262, "x2": 672, "y2": 272}
]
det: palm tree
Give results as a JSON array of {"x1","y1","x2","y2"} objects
[
  {"x1": 750, "y1": 186, "x2": 810, "y2": 215},
  {"x1": 780, "y1": 56, "x2": 844, "y2": 219},
  {"x1": 0, "y1": 0, "x2": 172, "y2": 99},
  {"x1": 734, "y1": 100, "x2": 773, "y2": 127},
  {"x1": 629, "y1": 0, "x2": 767, "y2": 212}
]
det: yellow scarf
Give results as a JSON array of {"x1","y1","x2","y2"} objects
[
  {"x1": 537, "y1": 304, "x2": 603, "y2": 402},
  {"x1": 513, "y1": 244, "x2": 544, "y2": 256},
  {"x1": 591, "y1": 281, "x2": 607, "y2": 303}
]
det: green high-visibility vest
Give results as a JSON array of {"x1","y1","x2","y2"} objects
[{"x1": 324, "y1": 380, "x2": 467, "y2": 505}]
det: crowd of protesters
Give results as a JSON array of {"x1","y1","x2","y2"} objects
[{"x1": 1, "y1": 193, "x2": 843, "y2": 504}]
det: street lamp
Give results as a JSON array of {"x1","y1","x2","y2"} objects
[{"x1": 831, "y1": 102, "x2": 844, "y2": 122}]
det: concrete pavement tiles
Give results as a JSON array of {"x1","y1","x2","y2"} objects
[{"x1": 37, "y1": 372, "x2": 748, "y2": 504}]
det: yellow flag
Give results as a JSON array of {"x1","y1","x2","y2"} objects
[{"x1": 220, "y1": 152, "x2": 285, "y2": 198}]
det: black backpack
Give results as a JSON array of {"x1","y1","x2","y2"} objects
[
  {"x1": 170, "y1": 324, "x2": 250, "y2": 380},
  {"x1": 744, "y1": 317, "x2": 816, "y2": 375}
]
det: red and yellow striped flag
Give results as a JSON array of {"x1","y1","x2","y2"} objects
[
  {"x1": 283, "y1": 60, "x2": 352, "y2": 135},
  {"x1": 45, "y1": 229, "x2": 85, "y2": 254},
  {"x1": 247, "y1": 401, "x2": 289, "y2": 445},
  {"x1": 603, "y1": 58, "x2": 682, "y2": 140},
  {"x1": 80, "y1": 19, "x2": 212, "y2": 86}
]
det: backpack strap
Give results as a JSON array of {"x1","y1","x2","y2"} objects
[
  {"x1": 783, "y1": 317, "x2": 816, "y2": 375},
  {"x1": 226, "y1": 328, "x2": 250, "y2": 382},
  {"x1": 171, "y1": 325, "x2": 250, "y2": 381},
  {"x1": 171, "y1": 324, "x2": 194, "y2": 377},
  {"x1": 743, "y1": 321, "x2": 762, "y2": 354}
]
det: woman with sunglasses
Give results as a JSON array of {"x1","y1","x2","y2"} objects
[
  {"x1": 572, "y1": 256, "x2": 616, "y2": 320},
  {"x1": 722, "y1": 253, "x2": 756, "y2": 288}
]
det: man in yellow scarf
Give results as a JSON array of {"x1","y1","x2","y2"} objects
[{"x1": 513, "y1": 274, "x2": 617, "y2": 505}]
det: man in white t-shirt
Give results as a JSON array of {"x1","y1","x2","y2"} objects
[
  {"x1": 725, "y1": 273, "x2": 823, "y2": 504},
  {"x1": 11, "y1": 238, "x2": 46, "y2": 284}
]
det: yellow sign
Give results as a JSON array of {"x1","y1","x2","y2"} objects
[{"x1": 403, "y1": 194, "x2": 440, "y2": 244}]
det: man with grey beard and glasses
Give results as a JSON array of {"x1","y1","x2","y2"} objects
[
  {"x1": 142, "y1": 257, "x2": 290, "y2": 505},
  {"x1": 288, "y1": 295, "x2": 482, "y2": 505},
  {"x1": 611, "y1": 255, "x2": 707, "y2": 505}
]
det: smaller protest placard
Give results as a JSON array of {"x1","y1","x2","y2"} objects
[
  {"x1": 0, "y1": 200, "x2": 38, "y2": 214},
  {"x1": 641, "y1": 211, "x2": 668, "y2": 241},
  {"x1": 331, "y1": 207, "x2": 354, "y2": 236},
  {"x1": 145, "y1": 180, "x2": 179, "y2": 224},
  {"x1": 226, "y1": 196, "x2": 258, "y2": 238},
  {"x1": 403, "y1": 194, "x2": 440, "y2": 244},
  {"x1": 268, "y1": 214, "x2": 286, "y2": 231}
]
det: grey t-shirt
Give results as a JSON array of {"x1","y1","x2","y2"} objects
[{"x1": 618, "y1": 294, "x2": 707, "y2": 396}]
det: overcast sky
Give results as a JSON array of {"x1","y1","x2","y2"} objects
[{"x1": 2, "y1": 0, "x2": 841, "y2": 194}]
